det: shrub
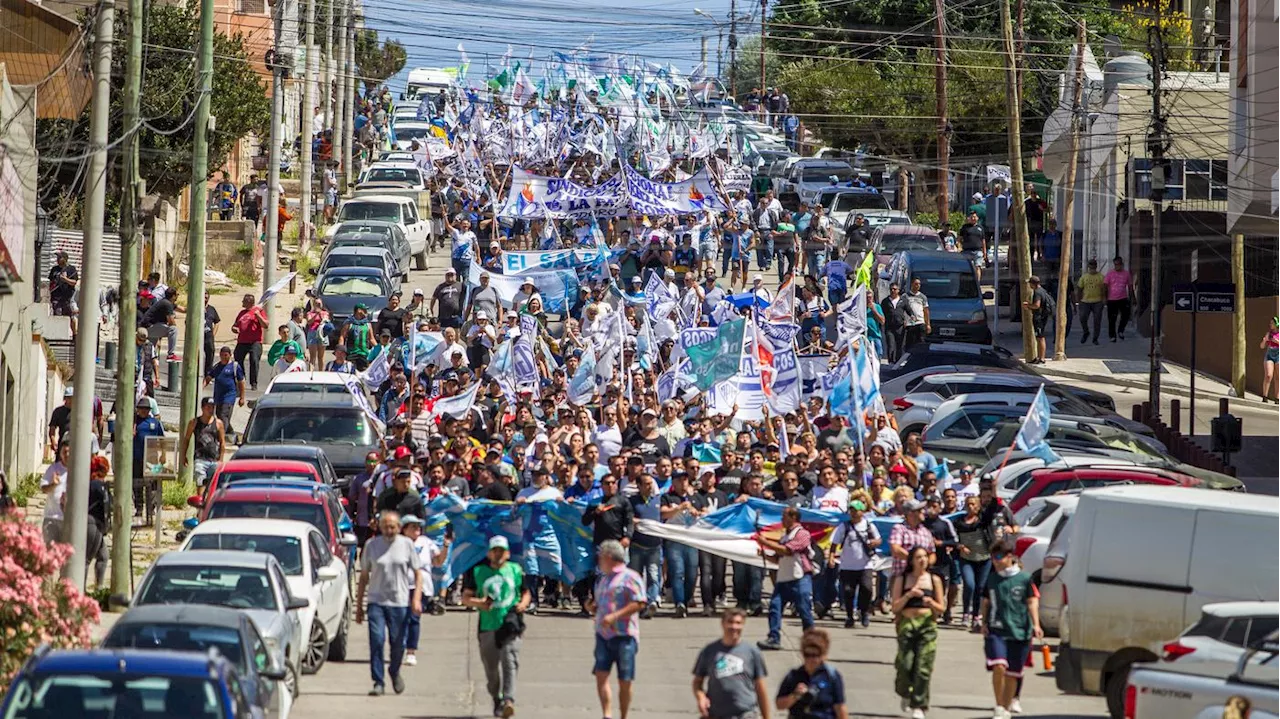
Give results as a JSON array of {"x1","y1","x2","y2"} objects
[{"x1": 0, "y1": 515, "x2": 101, "y2": 693}]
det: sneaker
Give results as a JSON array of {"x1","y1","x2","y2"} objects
[
  {"x1": 1010, "y1": 699, "x2": 1023, "y2": 714},
  {"x1": 675, "y1": 603, "x2": 688, "y2": 618},
  {"x1": 911, "y1": 709, "x2": 927, "y2": 719},
  {"x1": 756, "y1": 639, "x2": 782, "y2": 651},
  {"x1": 860, "y1": 614, "x2": 870, "y2": 628},
  {"x1": 901, "y1": 698, "x2": 911, "y2": 712},
  {"x1": 493, "y1": 699, "x2": 503, "y2": 717},
  {"x1": 749, "y1": 604, "x2": 764, "y2": 617},
  {"x1": 1119, "y1": 332, "x2": 1126, "y2": 340},
  {"x1": 368, "y1": 684, "x2": 384, "y2": 696},
  {"x1": 642, "y1": 602, "x2": 657, "y2": 620},
  {"x1": 702, "y1": 605, "x2": 714, "y2": 617},
  {"x1": 970, "y1": 620, "x2": 983, "y2": 633},
  {"x1": 844, "y1": 618, "x2": 856, "y2": 628},
  {"x1": 501, "y1": 699, "x2": 515, "y2": 718},
  {"x1": 166, "y1": 353, "x2": 181, "y2": 362},
  {"x1": 960, "y1": 612, "x2": 970, "y2": 625},
  {"x1": 941, "y1": 610, "x2": 952, "y2": 625},
  {"x1": 992, "y1": 706, "x2": 1010, "y2": 719},
  {"x1": 1093, "y1": 338, "x2": 1100, "y2": 345},
  {"x1": 1081, "y1": 335, "x2": 1088, "y2": 344},
  {"x1": 404, "y1": 654, "x2": 417, "y2": 667},
  {"x1": 392, "y1": 674, "x2": 405, "y2": 694}
]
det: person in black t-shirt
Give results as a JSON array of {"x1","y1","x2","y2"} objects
[
  {"x1": 202, "y1": 292, "x2": 221, "y2": 376},
  {"x1": 622, "y1": 409, "x2": 671, "y2": 462},
  {"x1": 47, "y1": 388, "x2": 73, "y2": 455},
  {"x1": 660, "y1": 474, "x2": 709, "y2": 617},
  {"x1": 376, "y1": 293, "x2": 409, "y2": 339},
  {"x1": 473, "y1": 466, "x2": 513, "y2": 502}
]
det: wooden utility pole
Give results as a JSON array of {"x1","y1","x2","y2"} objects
[
  {"x1": 1054, "y1": 19, "x2": 1087, "y2": 362},
  {"x1": 759, "y1": 0, "x2": 767, "y2": 96},
  {"x1": 1001, "y1": 0, "x2": 1036, "y2": 361},
  {"x1": 934, "y1": 0, "x2": 949, "y2": 223},
  {"x1": 1231, "y1": 232, "x2": 1246, "y2": 396},
  {"x1": 1015, "y1": 0, "x2": 1026, "y2": 103},
  {"x1": 1148, "y1": 8, "x2": 1168, "y2": 415},
  {"x1": 729, "y1": 0, "x2": 738, "y2": 99}
]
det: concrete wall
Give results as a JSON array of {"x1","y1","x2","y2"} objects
[
  {"x1": 203, "y1": 221, "x2": 261, "y2": 282},
  {"x1": 1227, "y1": 0, "x2": 1279, "y2": 235},
  {"x1": 1161, "y1": 296, "x2": 1280, "y2": 396}
]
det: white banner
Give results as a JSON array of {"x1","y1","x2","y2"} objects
[
  {"x1": 623, "y1": 164, "x2": 728, "y2": 216},
  {"x1": 498, "y1": 165, "x2": 626, "y2": 218}
]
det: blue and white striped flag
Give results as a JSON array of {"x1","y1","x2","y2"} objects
[{"x1": 1014, "y1": 385, "x2": 1061, "y2": 463}]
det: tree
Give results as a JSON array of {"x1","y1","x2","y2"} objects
[
  {"x1": 37, "y1": 4, "x2": 271, "y2": 206},
  {"x1": 727, "y1": 36, "x2": 786, "y2": 100},
  {"x1": 354, "y1": 29, "x2": 407, "y2": 94}
]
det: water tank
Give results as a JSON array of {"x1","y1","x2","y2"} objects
[{"x1": 1103, "y1": 53, "x2": 1152, "y2": 94}]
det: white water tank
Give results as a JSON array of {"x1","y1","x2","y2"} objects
[{"x1": 1103, "y1": 53, "x2": 1152, "y2": 93}]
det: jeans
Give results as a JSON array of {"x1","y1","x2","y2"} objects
[
  {"x1": 664, "y1": 540, "x2": 699, "y2": 607},
  {"x1": 366, "y1": 604, "x2": 409, "y2": 687},
  {"x1": 628, "y1": 543, "x2": 663, "y2": 604},
  {"x1": 767, "y1": 575, "x2": 814, "y2": 642},
  {"x1": 959, "y1": 558, "x2": 991, "y2": 617},
  {"x1": 903, "y1": 324, "x2": 926, "y2": 349},
  {"x1": 839, "y1": 568, "x2": 873, "y2": 621},
  {"x1": 806, "y1": 250, "x2": 827, "y2": 278},
  {"x1": 699, "y1": 551, "x2": 727, "y2": 609},
  {"x1": 721, "y1": 244, "x2": 733, "y2": 275},
  {"x1": 148, "y1": 323, "x2": 177, "y2": 356},
  {"x1": 755, "y1": 234, "x2": 774, "y2": 270},
  {"x1": 1079, "y1": 301, "x2": 1104, "y2": 342},
  {"x1": 1106, "y1": 298, "x2": 1132, "y2": 339},
  {"x1": 813, "y1": 566, "x2": 839, "y2": 615},
  {"x1": 774, "y1": 248, "x2": 796, "y2": 283},
  {"x1": 405, "y1": 595, "x2": 425, "y2": 650},
  {"x1": 732, "y1": 562, "x2": 763, "y2": 610},
  {"x1": 895, "y1": 613, "x2": 939, "y2": 710},
  {"x1": 884, "y1": 327, "x2": 904, "y2": 363},
  {"x1": 478, "y1": 631, "x2": 521, "y2": 702},
  {"x1": 233, "y1": 341, "x2": 262, "y2": 389}
]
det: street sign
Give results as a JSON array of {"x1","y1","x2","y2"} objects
[{"x1": 1172, "y1": 282, "x2": 1235, "y2": 314}]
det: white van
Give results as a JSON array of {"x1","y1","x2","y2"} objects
[
  {"x1": 327, "y1": 195, "x2": 428, "y2": 270},
  {"x1": 1054, "y1": 485, "x2": 1278, "y2": 718}
]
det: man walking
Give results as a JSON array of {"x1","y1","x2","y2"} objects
[
  {"x1": 1077, "y1": 259, "x2": 1106, "y2": 345},
  {"x1": 959, "y1": 211, "x2": 987, "y2": 281},
  {"x1": 204, "y1": 346, "x2": 245, "y2": 436},
  {"x1": 660, "y1": 473, "x2": 707, "y2": 618},
  {"x1": 756, "y1": 506, "x2": 814, "y2": 650},
  {"x1": 181, "y1": 398, "x2": 225, "y2": 488},
  {"x1": 902, "y1": 277, "x2": 931, "y2": 349},
  {"x1": 981, "y1": 538, "x2": 1042, "y2": 719},
  {"x1": 232, "y1": 294, "x2": 267, "y2": 390},
  {"x1": 588, "y1": 540, "x2": 646, "y2": 719},
  {"x1": 693, "y1": 608, "x2": 771, "y2": 719},
  {"x1": 463, "y1": 536, "x2": 530, "y2": 718},
  {"x1": 627, "y1": 474, "x2": 664, "y2": 619},
  {"x1": 354, "y1": 510, "x2": 423, "y2": 696}
]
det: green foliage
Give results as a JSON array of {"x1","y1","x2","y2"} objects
[
  {"x1": 726, "y1": 36, "x2": 786, "y2": 100},
  {"x1": 10, "y1": 473, "x2": 41, "y2": 510},
  {"x1": 162, "y1": 478, "x2": 194, "y2": 509},
  {"x1": 38, "y1": 4, "x2": 270, "y2": 202},
  {"x1": 354, "y1": 29, "x2": 407, "y2": 93}
]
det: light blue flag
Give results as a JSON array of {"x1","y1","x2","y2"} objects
[
  {"x1": 568, "y1": 347, "x2": 597, "y2": 405},
  {"x1": 852, "y1": 340, "x2": 881, "y2": 417},
  {"x1": 1014, "y1": 385, "x2": 1062, "y2": 464}
]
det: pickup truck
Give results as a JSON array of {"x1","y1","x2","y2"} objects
[
  {"x1": 329, "y1": 193, "x2": 431, "y2": 270},
  {"x1": 1124, "y1": 633, "x2": 1278, "y2": 719}
]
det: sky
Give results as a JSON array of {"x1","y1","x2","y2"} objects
[{"x1": 358, "y1": 0, "x2": 746, "y2": 95}]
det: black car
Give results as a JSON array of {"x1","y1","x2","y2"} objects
[
  {"x1": 231, "y1": 445, "x2": 340, "y2": 489},
  {"x1": 881, "y1": 341, "x2": 1019, "y2": 381},
  {"x1": 241, "y1": 392, "x2": 383, "y2": 492},
  {"x1": 99, "y1": 604, "x2": 287, "y2": 719}
]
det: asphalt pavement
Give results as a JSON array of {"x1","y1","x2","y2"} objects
[{"x1": 291, "y1": 607, "x2": 1107, "y2": 719}]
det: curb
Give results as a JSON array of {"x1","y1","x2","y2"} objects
[{"x1": 1031, "y1": 363, "x2": 1273, "y2": 411}]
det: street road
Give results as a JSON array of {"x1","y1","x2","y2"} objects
[{"x1": 291, "y1": 607, "x2": 1106, "y2": 718}]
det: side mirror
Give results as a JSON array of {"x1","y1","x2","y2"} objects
[
  {"x1": 982, "y1": 290, "x2": 995, "y2": 300},
  {"x1": 339, "y1": 532, "x2": 357, "y2": 547},
  {"x1": 286, "y1": 595, "x2": 310, "y2": 611},
  {"x1": 187, "y1": 494, "x2": 204, "y2": 509},
  {"x1": 316, "y1": 565, "x2": 341, "y2": 582},
  {"x1": 259, "y1": 660, "x2": 287, "y2": 682}
]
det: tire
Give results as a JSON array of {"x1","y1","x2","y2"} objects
[
  {"x1": 414, "y1": 249, "x2": 428, "y2": 271},
  {"x1": 1104, "y1": 660, "x2": 1132, "y2": 719},
  {"x1": 284, "y1": 660, "x2": 299, "y2": 699},
  {"x1": 900, "y1": 424, "x2": 926, "y2": 439},
  {"x1": 301, "y1": 620, "x2": 329, "y2": 675},
  {"x1": 327, "y1": 603, "x2": 350, "y2": 662}
]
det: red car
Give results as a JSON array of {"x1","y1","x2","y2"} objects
[
  {"x1": 199, "y1": 484, "x2": 353, "y2": 563},
  {"x1": 189, "y1": 459, "x2": 322, "y2": 511},
  {"x1": 1008, "y1": 466, "x2": 1203, "y2": 513}
]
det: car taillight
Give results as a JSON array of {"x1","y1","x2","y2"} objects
[
  {"x1": 1124, "y1": 683, "x2": 1136, "y2": 719},
  {"x1": 1161, "y1": 640, "x2": 1196, "y2": 661},
  {"x1": 892, "y1": 397, "x2": 913, "y2": 410},
  {"x1": 1042, "y1": 555, "x2": 1065, "y2": 583},
  {"x1": 1061, "y1": 583, "x2": 1068, "y2": 606},
  {"x1": 1014, "y1": 535, "x2": 1037, "y2": 557}
]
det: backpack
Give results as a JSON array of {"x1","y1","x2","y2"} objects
[{"x1": 1037, "y1": 287, "x2": 1056, "y2": 320}]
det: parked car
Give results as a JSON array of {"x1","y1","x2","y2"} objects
[
  {"x1": 182, "y1": 518, "x2": 352, "y2": 675},
  {"x1": 132, "y1": 551, "x2": 308, "y2": 698},
  {"x1": 1007, "y1": 466, "x2": 1206, "y2": 513},
  {"x1": 355, "y1": 162, "x2": 426, "y2": 191},
  {"x1": 328, "y1": 195, "x2": 428, "y2": 270},
  {"x1": 0, "y1": 646, "x2": 287, "y2": 719},
  {"x1": 1054, "y1": 486, "x2": 1279, "y2": 717},
  {"x1": 240, "y1": 392, "x2": 383, "y2": 486},
  {"x1": 191, "y1": 460, "x2": 323, "y2": 514},
  {"x1": 317, "y1": 246, "x2": 403, "y2": 283},
  {"x1": 771, "y1": 158, "x2": 856, "y2": 204},
  {"x1": 199, "y1": 484, "x2": 354, "y2": 565},
  {"x1": 263, "y1": 372, "x2": 357, "y2": 403},
  {"x1": 1160, "y1": 602, "x2": 1279, "y2": 666},
  {"x1": 387, "y1": 120, "x2": 436, "y2": 150},
  {"x1": 1011, "y1": 494, "x2": 1080, "y2": 584},
  {"x1": 1125, "y1": 633, "x2": 1278, "y2": 719},
  {"x1": 881, "y1": 250, "x2": 993, "y2": 344},
  {"x1": 325, "y1": 221, "x2": 412, "y2": 273},
  {"x1": 869, "y1": 224, "x2": 944, "y2": 281},
  {"x1": 921, "y1": 410, "x2": 1163, "y2": 470},
  {"x1": 100, "y1": 604, "x2": 291, "y2": 718},
  {"x1": 817, "y1": 188, "x2": 908, "y2": 242},
  {"x1": 880, "y1": 341, "x2": 1019, "y2": 381},
  {"x1": 314, "y1": 267, "x2": 395, "y2": 330}
]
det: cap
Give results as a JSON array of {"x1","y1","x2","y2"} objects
[
  {"x1": 904, "y1": 499, "x2": 927, "y2": 512},
  {"x1": 400, "y1": 515, "x2": 424, "y2": 526},
  {"x1": 972, "y1": 192, "x2": 984, "y2": 201},
  {"x1": 641, "y1": 408, "x2": 657, "y2": 418},
  {"x1": 520, "y1": 278, "x2": 536, "y2": 288},
  {"x1": 664, "y1": 268, "x2": 675, "y2": 277},
  {"x1": 334, "y1": 344, "x2": 348, "y2": 353},
  {"x1": 379, "y1": 328, "x2": 393, "y2": 338},
  {"x1": 393, "y1": 446, "x2": 412, "y2": 460},
  {"x1": 414, "y1": 287, "x2": 426, "y2": 295},
  {"x1": 752, "y1": 274, "x2": 763, "y2": 283},
  {"x1": 889, "y1": 462, "x2": 909, "y2": 475},
  {"x1": 475, "y1": 310, "x2": 489, "y2": 320},
  {"x1": 488, "y1": 536, "x2": 510, "y2": 551},
  {"x1": 630, "y1": 276, "x2": 642, "y2": 285},
  {"x1": 201, "y1": 397, "x2": 216, "y2": 407},
  {"x1": 136, "y1": 397, "x2": 152, "y2": 408},
  {"x1": 284, "y1": 344, "x2": 298, "y2": 353},
  {"x1": 354, "y1": 302, "x2": 368, "y2": 311},
  {"x1": 395, "y1": 468, "x2": 413, "y2": 478}
]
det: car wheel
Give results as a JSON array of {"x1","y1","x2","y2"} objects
[
  {"x1": 414, "y1": 249, "x2": 428, "y2": 271},
  {"x1": 327, "y1": 602, "x2": 350, "y2": 662},
  {"x1": 301, "y1": 620, "x2": 329, "y2": 675},
  {"x1": 284, "y1": 660, "x2": 299, "y2": 699},
  {"x1": 1104, "y1": 662, "x2": 1131, "y2": 719}
]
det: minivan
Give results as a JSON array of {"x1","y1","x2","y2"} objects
[
  {"x1": 882, "y1": 250, "x2": 992, "y2": 344},
  {"x1": 1054, "y1": 485, "x2": 1279, "y2": 717}
]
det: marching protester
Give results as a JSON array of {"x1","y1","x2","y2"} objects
[
  {"x1": 775, "y1": 629, "x2": 848, "y2": 719},
  {"x1": 756, "y1": 507, "x2": 814, "y2": 651},
  {"x1": 692, "y1": 608, "x2": 771, "y2": 719},
  {"x1": 354, "y1": 510, "x2": 424, "y2": 696},
  {"x1": 588, "y1": 540, "x2": 647, "y2": 719},
  {"x1": 892, "y1": 545, "x2": 945, "y2": 718},
  {"x1": 981, "y1": 539, "x2": 1043, "y2": 719},
  {"x1": 463, "y1": 536, "x2": 530, "y2": 718}
]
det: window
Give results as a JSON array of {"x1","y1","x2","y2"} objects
[
  {"x1": 1247, "y1": 616, "x2": 1279, "y2": 646},
  {"x1": 1222, "y1": 618, "x2": 1250, "y2": 647},
  {"x1": 1024, "y1": 501, "x2": 1061, "y2": 528},
  {"x1": 1184, "y1": 160, "x2": 1228, "y2": 200},
  {"x1": 187, "y1": 533, "x2": 305, "y2": 576},
  {"x1": 237, "y1": 0, "x2": 264, "y2": 13},
  {"x1": 102, "y1": 623, "x2": 245, "y2": 668},
  {"x1": 208, "y1": 502, "x2": 327, "y2": 533},
  {"x1": 1, "y1": 675, "x2": 225, "y2": 719},
  {"x1": 136, "y1": 566, "x2": 276, "y2": 610}
]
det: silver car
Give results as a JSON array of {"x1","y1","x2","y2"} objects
[{"x1": 133, "y1": 550, "x2": 308, "y2": 698}]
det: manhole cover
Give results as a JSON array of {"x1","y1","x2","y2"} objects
[{"x1": 1103, "y1": 360, "x2": 1166, "y2": 375}]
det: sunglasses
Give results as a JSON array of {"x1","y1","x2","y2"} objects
[{"x1": 802, "y1": 651, "x2": 822, "y2": 659}]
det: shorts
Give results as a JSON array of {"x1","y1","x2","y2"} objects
[
  {"x1": 984, "y1": 634, "x2": 1030, "y2": 677},
  {"x1": 325, "y1": 189, "x2": 338, "y2": 206},
  {"x1": 50, "y1": 297, "x2": 77, "y2": 316},
  {"x1": 1032, "y1": 319, "x2": 1047, "y2": 338},
  {"x1": 306, "y1": 328, "x2": 325, "y2": 346},
  {"x1": 593, "y1": 634, "x2": 637, "y2": 681},
  {"x1": 1266, "y1": 347, "x2": 1278, "y2": 363},
  {"x1": 699, "y1": 244, "x2": 717, "y2": 260}
]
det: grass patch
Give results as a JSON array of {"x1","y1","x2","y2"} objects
[
  {"x1": 162, "y1": 478, "x2": 194, "y2": 509},
  {"x1": 11, "y1": 472, "x2": 41, "y2": 508},
  {"x1": 225, "y1": 263, "x2": 258, "y2": 288}
]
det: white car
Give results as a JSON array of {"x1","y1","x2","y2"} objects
[
  {"x1": 1012, "y1": 494, "x2": 1080, "y2": 582},
  {"x1": 1160, "y1": 602, "x2": 1280, "y2": 666},
  {"x1": 265, "y1": 371, "x2": 360, "y2": 397},
  {"x1": 329, "y1": 195, "x2": 428, "y2": 270},
  {"x1": 389, "y1": 120, "x2": 436, "y2": 150},
  {"x1": 1126, "y1": 634, "x2": 1278, "y2": 719},
  {"x1": 357, "y1": 162, "x2": 427, "y2": 192},
  {"x1": 182, "y1": 518, "x2": 352, "y2": 676}
]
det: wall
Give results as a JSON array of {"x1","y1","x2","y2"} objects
[
  {"x1": 202, "y1": 220, "x2": 260, "y2": 283},
  {"x1": 1227, "y1": 0, "x2": 1279, "y2": 235},
  {"x1": 1161, "y1": 296, "x2": 1280, "y2": 396}
]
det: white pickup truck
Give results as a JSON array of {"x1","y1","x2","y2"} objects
[
  {"x1": 1124, "y1": 633, "x2": 1278, "y2": 719},
  {"x1": 327, "y1": 194, "x2": 431, "y2": 270}
]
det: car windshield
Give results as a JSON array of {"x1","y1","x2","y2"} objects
[
  {"x1": 881, "y1": 233, "x2": 941, "y2": 254},
  {"x1": 827, "y1": 193, "x2": 890, "y2": 213},
  {"x1": 207, "y1": 502, "x2": 327, "y2": 534},
  {"x1": 1044, "y1": 388, "x2": 1101, "y2": 416},
  {"x1": 1, "y1": 674, "x2": 225, "y2": 719},
  {"x1": 365, "y1": 168, "x2": 421, "y2": 184},
  {"x1": 801, "y1": 168, "x2": 853, "y2": 183},
  {"x1": 187, "y1": 534, "x2": 305, "y2": 575},
  {"x1": 219, "y1": 471, "x2": 314, "y2": 484},
  {"x1": 323, "y1": 254, "x2": 387, "y2": 272},
  {"x1": 103, "y1": 623, "x2": 244, "y2": 668},
  {"x1": 394, "y1": 126, "x2": 433, "y2": 140},
  {"x1": 245, "y1": 407, "x2": 375, "y2": 445},
  {"x1": 912, "y1": 270, "x2": 979, "y2": 299},
  {"x1": 319, "y1": 275, "x2": 385, "y2": 297},
  {"x1": 337, "y1": 202, "x2": 400, "y2": 223},
  {"x1": 137, "y1": 566, "x2": 276, "y2": 611},
  {"x1": 334, "y1": 224, "x2": 395, "y2": 240}
]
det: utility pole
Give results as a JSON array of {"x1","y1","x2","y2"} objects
[
  {"x1": 701, "y1": 35, "x2": 708, "y2": 67},
  {"x1": 299, "y1": 0, "x2": 315, "y2": 253},
  {"x1": 1054, "y1": 19, "x2": 1087, "y2": 362},
  {"x1": 264, "y1": 0, "x2": 285, "y2": 331},
  {"x1": 178, "y1": 0, "x2": 215, "y2": 484},
  {"x1": 933, "y1": 0, "x2": 949, "y2": 223},
  {"x1": 323, "y1": 0, "x2": 334, "y2": 127},
  {"x1": 1231, "y1": 232, "x2": 1245, "y2": 396},
  {"x1": 729, "y1": 0, "x2": 738, "y2": 99},
  {"x1": 62, "y1": 0, "x2": 113, "y2": 587},
  {"x1": 1015, "y1": 0, "x2": 1026, "y2": 105},
  {"x1": 112, "y1": 0, "x2": 143, "y2": 600},
  {"x1": 342, "y1": 5, "x2": 356, "y2": 190},
  {"x1": 332, "y1": 0, "x2": 347, "y2": 188},
  {"x1": 1147, "y1": 7, "x2": 1168, "y2": 415},
  {"x1": 1000, "y1": 0, "x2": 1036, "y2": 361},
  {"x1": 759, "y1": 0, "x2": 767, "y2": 96}
]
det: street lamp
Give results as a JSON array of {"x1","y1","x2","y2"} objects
[{"x1": 693, "y1": 9, "x2": 725, "y2": 86}]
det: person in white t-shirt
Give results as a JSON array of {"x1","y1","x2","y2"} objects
[
  {"x1": 40, "y1": 442, "x2": 71, "y2": 543},
  {"x1": 827, "y1": 496, "x2": 882, "y2": 627},
  {"x1": 592, "y1": 404, "x2": 624, "y2": 461},
  {"x1": 516, "y1": 468, "x2": 564, "y2": 503},
  {"x1": 272, "y1": 345, "x2": 308, "y2": 375},
  {"x1": 401, "y1": 515, "x2": 445, "y2": 666},
  {"x1": 811, "y1": 466, "x2": 849, "y2": 513}
]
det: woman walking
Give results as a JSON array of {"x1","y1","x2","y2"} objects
[
  {"x1": 1103, "y1": 256, "x2": 1134, "y2": 341},
  {"x1": 891, "y1": 546, "x2": 945, "y2": 718},
  {"x1": 305, "y1": 296, "x2": 330, "y2": 370},
  {"x1": 1261, "y1": 317, "x2": 1279, "y2": 402},
  {"x1": 954, "y1": 495, "x2": 992, "y2": 631},
  {"x1": 775, "y1": 629, "x2": 848, "y2": 719}
]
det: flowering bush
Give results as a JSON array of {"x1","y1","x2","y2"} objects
[{"x1": 0, "y1": 515, "x2": 100, "y2": 693}]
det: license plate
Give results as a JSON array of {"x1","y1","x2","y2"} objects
[{"x1": 939, "y1": 327, "x2": 956, "y2": 337}]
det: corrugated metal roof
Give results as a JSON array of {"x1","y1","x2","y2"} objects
[{"x1": 43, "y1": 228, "x2": 122, "y2": 290}]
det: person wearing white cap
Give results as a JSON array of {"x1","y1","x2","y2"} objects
[
  {"x1": 405, "y1": 288, "x2": 427, "y2": 320},
  {"x1": 462, "y1": 535, "x2": 530, "y2": 718},
  {"x1": 467, "y1": 271, "x2": 504, "y2": 327},
  {"x1": 444, "y1": 210, "x2": 477, "y2": 278},
  {"x1": 432, "y1": 267, "x2": 466, "y2": 329},
  {"x1": 750, "y1": 274, "x2": 773, "y2": 304},
  {"x1": 513, "y1": 277, "x2": 539, "y2": 313},
  {"x1": 483, "y1": 240, "x2": 504, "y2": 273},
  {"x1": 467, "y1": 310, "x2": 497, "y2": 369}
]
